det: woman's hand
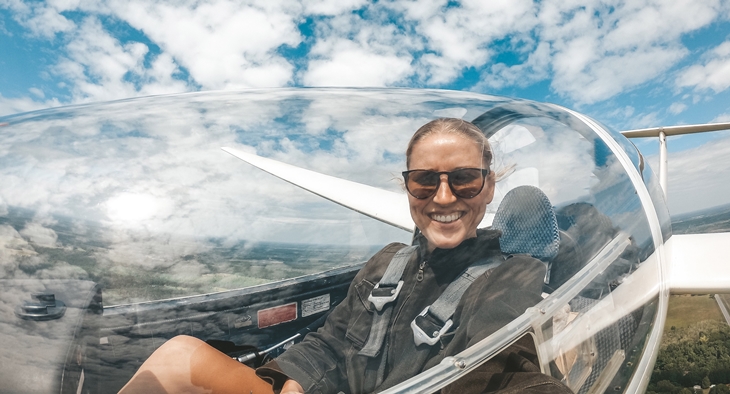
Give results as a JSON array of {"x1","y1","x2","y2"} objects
[{"x1": 281, "y1": 379, "x2": 305, "y2": 394}]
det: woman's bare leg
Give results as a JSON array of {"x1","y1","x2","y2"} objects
[{"x1": 118, "y1": 335, "x2": 274, "y2": 394}]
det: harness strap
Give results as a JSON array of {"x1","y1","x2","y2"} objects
[
  {"x1": 359, "y1": 247, "x2": 504, "y2": 391},
  {"x1": 411, "y1": 256, "x2": 504, "y2": 346},
  {"x1": 359, "y1": 245, "x2": 418, "y2": 357}
]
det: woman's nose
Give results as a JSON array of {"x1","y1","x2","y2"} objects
[{"x1": 433, "y1": 175, "x2": 457, "y2": 204}]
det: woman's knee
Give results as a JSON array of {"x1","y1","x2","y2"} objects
[
  {"x1": 143, "y1": 335, "x2": 207, "y2": 366},
  {"x1": 158, "y1": 335, "x2": 206, "y2": 353}
]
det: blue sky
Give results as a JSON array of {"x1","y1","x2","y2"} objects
[{"x1": 1, "y1": 0, "x2": 730, "y2": 212}]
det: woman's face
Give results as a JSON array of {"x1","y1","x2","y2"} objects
[{"x1": 407, "y1": 133, "x2": 495, "y2": 251}]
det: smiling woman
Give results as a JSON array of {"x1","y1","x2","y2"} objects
[{"x1": 118, "y1": 117, "x2": 570, "y2": 394}]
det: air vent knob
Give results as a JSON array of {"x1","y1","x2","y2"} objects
[
  {"x1": 15, "y1": 293, "x2": 66, "y2": 321},
  {"x1": 21, "y1": 304, "x2": 49, "y2": 314}
]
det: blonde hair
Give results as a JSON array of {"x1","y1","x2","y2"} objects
[{"x1": 406, "y1": 118, "x2": 493, "y2": 170}]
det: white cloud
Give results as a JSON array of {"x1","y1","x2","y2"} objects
[
  {"x1": 537, "y1": 0, "x2": 722, "y2": 103},
  {"x1": 1, "y1": 0, "x2": 75, "y2": 38},
  {"x1": 301, "y1": 0, "x2": 538, "y2": 87},
  {"x1": 478, "y1": 41, "x2": 550, "y2": 90},
  {"x1": 713, "y1": 113, "x2": 730, "y2": 123},
  {"x1": 630, "y1": 111, "x2": 663, "y2": 130},
  {"x1": 558, "y1": 46, "x2": 686, "y2": 104},
  {"x1": 303, "y1": 41, "x2": 413, "y2": 86},
  {"x1": 299, "y1": 0, "x2": 538, "y2": 87},
  {"x1": 605, "y1": 106, "x2": 636, "y2": 121},
  {"x1": 28, "y1": 87, "x2": 45, "y2": 99},
  {"x1": 0, "y1": 0, "x2": 728, "y2": 113},
  {"x1": 303, "y1": 0, "x2": 367, "y2": 15},
  {"x1": 0, "y1": 18, "x2": 9, "y2": 36},
  {"x1": 299, "y1": 7, "x2": 420, "y2": 87},
  {"x1": 0, "y1": 0, "x2": 306, "y2": 110},
  {"x1": 669, "y1": 102, "x2": 688, "y2": 115},
  {"x1": 405, "y1": 0, "x2": 537, "y2": 85},
  {"x1": 105, "y1": 0, "x2": 302, "y2": 89},
  {"x1": 677, "y1": 40, "x2": 730, "y2": 93},
  {"x1": 601, "y1": 0, "x2": 720, "y2": 50},
  {"x1": 0, "y1": 94, "x2": 60, "y2": 117},
  {"x1": 19, "y1": 223, "x2": 59, "y2": 248},
  {"x1": 666, "y1": 133, "x2": 730, "y2": 214},
  {"x1": 35, "y1": 261, "x2": 89, "y2": 280},
  {"x1": 52, "y1": 17, "x2": 189, "y2": 101}
]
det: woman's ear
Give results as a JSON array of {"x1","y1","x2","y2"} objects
[{"x1": 482, "y1": 173, "x2": 496, "y2": 204}]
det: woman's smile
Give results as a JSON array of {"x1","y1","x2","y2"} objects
[{"x1": 429, "y1": 212, "x2": 464, "y2": 223}]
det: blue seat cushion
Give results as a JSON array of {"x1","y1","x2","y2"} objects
[{"x1": 492, "y1": 185, "x2": 560, "y2": 262}]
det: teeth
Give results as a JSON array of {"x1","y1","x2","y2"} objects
[{"x1": 431, "y1": 213, "x2": 462, "y2": 223}]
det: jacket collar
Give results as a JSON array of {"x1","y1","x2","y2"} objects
[{"x1": 415, "y1": 228, "x2": 502, "y2": 271}]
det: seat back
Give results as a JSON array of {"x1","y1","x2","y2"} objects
[{"x1": 492, "y1": 185, "x2": 560, "y2": 262}]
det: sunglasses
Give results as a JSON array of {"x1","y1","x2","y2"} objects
[{"x1": 402, "y1": 168, "x2": 489, "y2": 199}]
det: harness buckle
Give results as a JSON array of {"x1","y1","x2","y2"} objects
[
  {"x1": 368, "y1": 281, "x2": 404, "y2": 311},
  {"x1": 411, "y1": 306, "x2": 453, "y2": 346}
]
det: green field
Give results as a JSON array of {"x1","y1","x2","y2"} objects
[
  {"x1": 664, "y1": 294, "x2": 725, "y2": 333},
  {"x1": 659, "y1": 294, "x2": 726, "y2": 350}
]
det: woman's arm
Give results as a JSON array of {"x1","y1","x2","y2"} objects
[
  {"x1": 257, "y1": 242, "x2": 406, "y2": 393},
  {"x1": 439, "y1": 256, "x2": 573, "y2": 394},
  {"x1": 460, "y1": 255, "x2": 547, "y2": 346}
]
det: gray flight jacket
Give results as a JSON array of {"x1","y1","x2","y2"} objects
[{"x1": 257, "y1": 229, "x2": 571, "y2": 394}]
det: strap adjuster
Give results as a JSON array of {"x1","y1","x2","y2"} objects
[
  {"x1": 368, "y1": 281, "x2": 404, "y2": 311},
  {"x1": 411, "y1": 306, "x2": 453, "y2": 346}
]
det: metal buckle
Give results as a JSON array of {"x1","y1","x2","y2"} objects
[
  {"x1": 368, "y1": 281, "x2": 404, "y2": 311},
  {"x1": 411, "y1": 306, "x2": 453, "y2": 346}
]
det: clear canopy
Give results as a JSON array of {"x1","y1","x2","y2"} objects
[{"x1": 0, "y1": 89, "x2": 670, "y2": 393}]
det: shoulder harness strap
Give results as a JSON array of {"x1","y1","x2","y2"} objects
[
  {"x1": 359, "y1": 245, "x2": 418, "y2": 358},
  {"x1": 410, "y1": 255, "x2": 504, "y2": 346},
  {"x1": 360, "y1": 246, "x2": 506, "y2": 358}
]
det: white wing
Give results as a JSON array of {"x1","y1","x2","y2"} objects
[
  {"x1": 222, "y1": 147, "x2": 414, "y2": 232},
  {"x1": 667, "y1": 232, "x2": 730, "y2": 294}
]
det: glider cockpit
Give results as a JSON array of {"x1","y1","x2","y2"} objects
[{"x1": 0, "y1": 89, "x2": 677, "y2": 393}]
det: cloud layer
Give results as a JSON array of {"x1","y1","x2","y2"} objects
[{"x1": 1, "y1": 0, "x2": 729, "y2": 111}]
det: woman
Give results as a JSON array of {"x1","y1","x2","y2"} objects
[{"x1": 119, "y1": 118, "x2": 564, "y2": 394}]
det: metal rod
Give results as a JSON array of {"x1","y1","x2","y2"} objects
[
  {"x1": 659, "y1": 130, "x2": 667, "y2": 197},
  {"x1": 235, "y1": 333, "x2": 303, "y2": 363}
]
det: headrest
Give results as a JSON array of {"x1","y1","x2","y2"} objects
[{"x1": 492, "y1": 185, "x2": 560, "y2": 261}]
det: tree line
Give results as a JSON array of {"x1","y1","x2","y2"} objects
[{"x1": 647, "y1": 320, "x2": 730, "y2": 393}]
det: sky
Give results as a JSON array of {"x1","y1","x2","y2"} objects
[{"x1": 1, "y1": 0, "x2": 730, "y2": 213}]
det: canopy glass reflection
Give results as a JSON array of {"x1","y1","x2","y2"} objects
[{"x1": 0, "y1": 89, "x2": 670, "y2": 393}]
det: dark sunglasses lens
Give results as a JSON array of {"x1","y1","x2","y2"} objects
[
  {"x1": 405, "y1": 169, "x2": 486, "y2": 199},
  {"x1": 450, "y1": 169, "x2": 485, "y2": 198},
  {"x1": 406, "y1": 171, "x2": 439, "y2": 199}
]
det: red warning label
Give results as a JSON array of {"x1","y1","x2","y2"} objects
[{"x1": 257, "y1": 302, "x2": 297, "y2": 329}]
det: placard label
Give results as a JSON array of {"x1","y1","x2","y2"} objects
[
  {"x1": 258, "y1": 303, "x2": 297, "y2": 328},
  {"x1": 302, "y1": 294, "x2": 330, "y2": 317}
]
